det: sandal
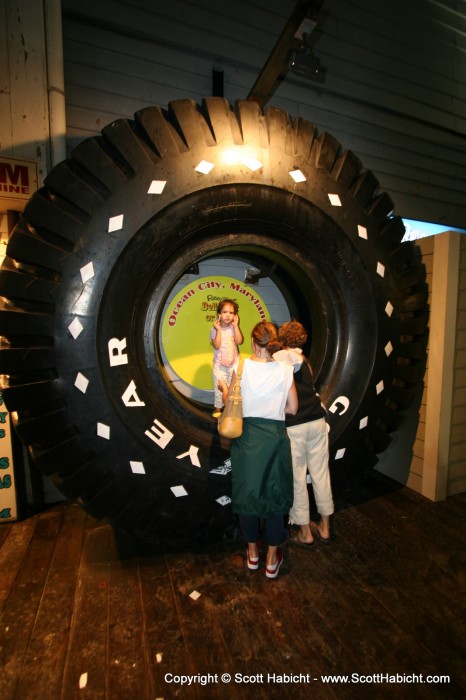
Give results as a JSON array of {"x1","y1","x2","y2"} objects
[
  {"x1": 290, "y1": 533, "x2": 314, "y2": 548},
  {"x1": 310, "y1": 521, "x2": 332, "y2": 543}
]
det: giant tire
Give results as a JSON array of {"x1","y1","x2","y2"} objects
[{"x1": 0, "y1": 98, "x2": 428, "y2": 546}]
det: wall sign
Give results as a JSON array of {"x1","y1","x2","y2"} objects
[
  {"x1": 0, "y1": 392, "x2": 18, "y2": 522},
  {"x1": 161, "y1": 276, "x2": 269, "y2": 390},
  {"x1": 0, "y1": 156, "x2": 39, "y2": 212}
]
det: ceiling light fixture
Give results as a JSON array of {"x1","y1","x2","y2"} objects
[{"x1": 288, "y1": 48, "x2": 322, "y2": 77}]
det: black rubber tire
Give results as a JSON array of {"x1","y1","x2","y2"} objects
[{"x1": 0, "y1": 98, "x2": 428, "y2": 546}]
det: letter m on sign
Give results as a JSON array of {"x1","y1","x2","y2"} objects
[{"x1": 0, "y1": 163, "x2": 29, "y2": 187}]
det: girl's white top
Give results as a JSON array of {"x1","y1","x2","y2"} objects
[{"x1": 273, "y1": 347, "x2": 304, "y2": 372}]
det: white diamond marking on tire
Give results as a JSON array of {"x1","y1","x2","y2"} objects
[
  {"x1": 80, "y1": 262, "x2": 95, "y2": 283},
  {"x1": 97, "y1": 422, "x2": 110, "y2": 439},
  {"x1": 75, "y1": 372, "x2": 89, "y2": 393},
  {"x1": 108, "y1": 214, "x2": 124, "y2": 232},
  {"x1": 68, "y1": 317, "x2": 83, "y2": 339},
  {"x1": 171, "y1": 485, "x2": 188, "y2": 497},
  {"x1": 130, "y1": 461, "x2": 146, "y2": 475}
]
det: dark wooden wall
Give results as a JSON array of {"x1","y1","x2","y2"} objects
[{"x1": 62, "y1": 0, "x2": 466, "y2": 227}]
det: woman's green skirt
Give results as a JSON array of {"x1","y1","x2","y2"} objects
[{"x1": 231, "y1": 417, "x2": 293, "y2": 518}]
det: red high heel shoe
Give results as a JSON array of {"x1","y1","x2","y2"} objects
[
  {"x1": 265, "y1": 548, "x2": 283, "y2": 579},
  {"x1": 247, "y1": 543, "x2": 260, "y2": 570}
]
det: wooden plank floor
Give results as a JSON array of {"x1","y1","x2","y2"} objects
[{"x1": 0, "y1": 478, "x2": 465, "y2": 700}]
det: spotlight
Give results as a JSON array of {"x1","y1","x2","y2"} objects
[
  {"x1": 288, "y1": 49, "x2": 322, "y2": 77},
  {"x1": 245, "y1": 268, "x2": 261, "y2": 285},
  {"x1": 244, "y1": 264, "x2": 277, "y2": 286}
]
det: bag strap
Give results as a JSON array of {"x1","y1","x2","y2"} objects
[{"x1": 227, "y1": 359, "x2": 244, "y2": 405}]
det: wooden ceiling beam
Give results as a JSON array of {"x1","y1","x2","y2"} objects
[{"x1": 247, "y1": 0, "x2": 324, "y2": 108}]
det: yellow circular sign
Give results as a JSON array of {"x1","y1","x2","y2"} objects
[{"x1": 161, "y1": 276, "x2": 270, "y2": 390}]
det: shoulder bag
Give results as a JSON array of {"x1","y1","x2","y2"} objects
[{"x1": 218, "y1": 359, "x2": 244, "y2": 439}]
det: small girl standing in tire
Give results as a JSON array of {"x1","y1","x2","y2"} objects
[{"x1": 210, "y1": 298, "x2": 243, "y2": 418}]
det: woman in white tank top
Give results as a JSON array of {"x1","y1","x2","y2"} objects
[{"x1": 219, "y1": 321, "x2": 297, "y2": 579}]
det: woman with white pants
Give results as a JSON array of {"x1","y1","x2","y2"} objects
[{"x1": 274, "y1": 321, "x2": 334, "y2": 545}]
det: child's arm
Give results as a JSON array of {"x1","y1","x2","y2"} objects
[
  {"x1": 232, "y1": 314, "x2": 243, "y2": 345},
  {"x1": 211, "y1": 318, "x2": 222, "y2": 349}
]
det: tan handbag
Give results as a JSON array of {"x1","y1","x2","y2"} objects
[{"x1": 218, "y1": 360, "x2": 244, "y2": 439}]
